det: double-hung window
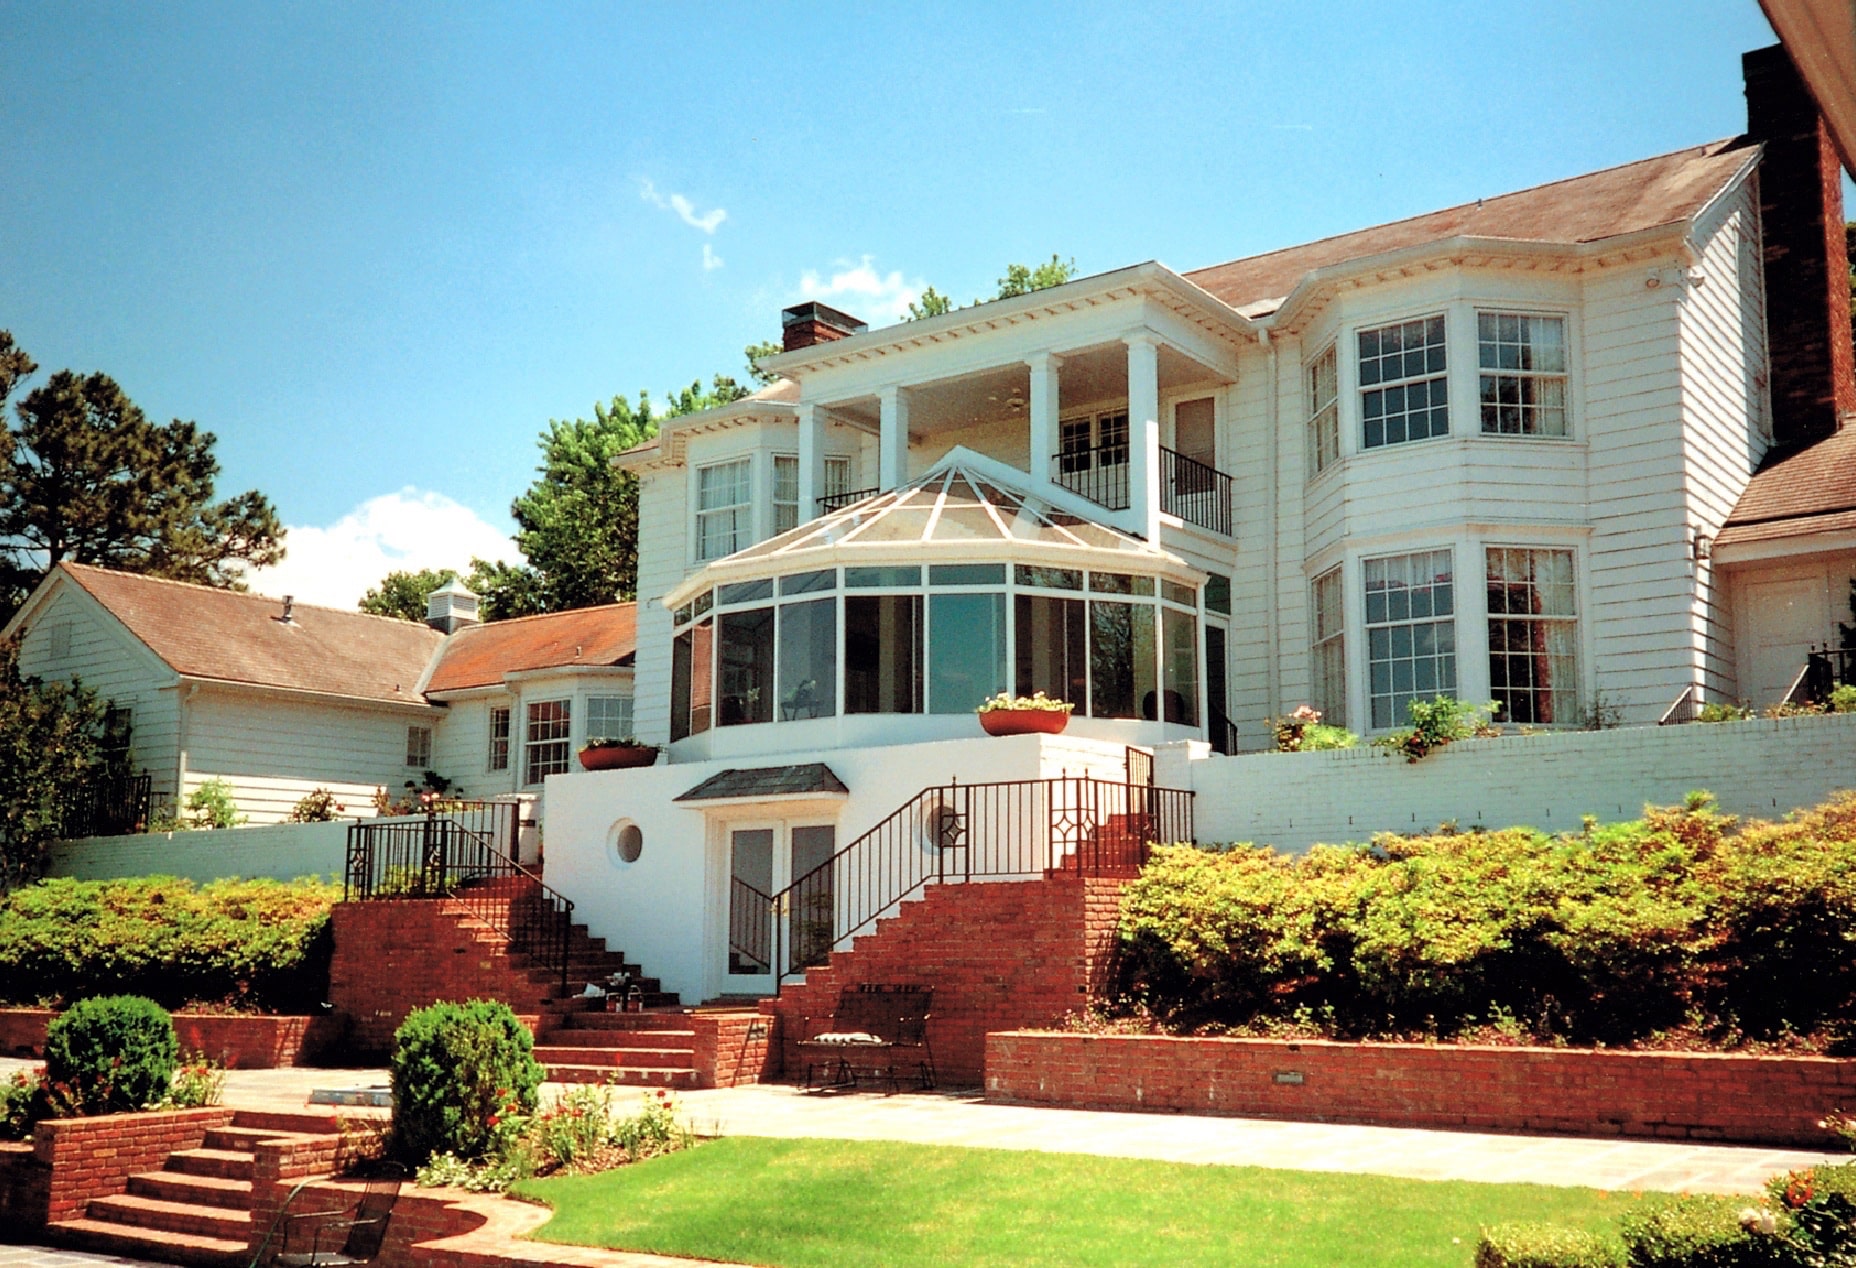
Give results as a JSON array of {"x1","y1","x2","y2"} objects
[
  {"x1": 696, "y1": 459, "x2": 752, "y2": 561},
  {"x1": 1486, "y1": 547, "x2": 1578, "y2": 724},
  {"x1": 771, "y1": 456, "x2": 800, "y2": 534},
  {"x1": 1359, "y1": 315, "x2": 1448, "y2": 448},
  {"x1": 1478, "y1": 313, "x2": 1568, "y2": 436},
  {"x1": 1311, "y1": 567, "x2": 1346, "y2": 728},
  {"x1": 1363, "y1": 549, "x2": 1456, "y2": 729},
  {"x1": 487, "y1": 706, "x2": 511, "y2": 772},
  {"x1": 1307, "y1": 345, "x2": 1339, "y2": 475},
  {"x1": 824, "y1": 456, "x2": 852, "y2": 501},
  {"x1": 524, "y1": 699, "x2": 572, "y2": 785},
  {"x1": 406, "y1": 725, "x2": 432, "y2": 769}
]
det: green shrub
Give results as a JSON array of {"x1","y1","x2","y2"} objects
[
  {"x1": 389, "y1": 999, "x2": 543, "y2": 1164},
  {"x1": 1615, "y1": 1195, "x2": 1788, "y2": 1268},
  {"x1": 1696, "y1": 702, "x2": 1753, "y2": 723},
  {"x1": 0, "y1": 875, "x2": 338, "y2": 1011},
  {"x1": 1373, "y1": 695, "x2": 1497, "y2": 761},
  {"x1": 1766, "y1": 1163, "x2": 1856, "y2": 1263},
  {"x1": 0, "y1": 1069, "x2": 45, "y2": 1140},
  {"x1": 1476, "y1": 1222, "x2": 1623, "y2": 1267},
  {"x1": 1829, "y1": 684, "x2": 1856, "y2": 714},
  {"x1": 43, "y1": 995, "x2": 178, "y2": 1113}
]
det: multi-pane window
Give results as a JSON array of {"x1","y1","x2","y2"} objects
[
  {"x1": 406, "y1": 725, "x2": 432, "y2": 769},
  {"x1": 772, "y1": 456, "x2": 800, "y2": 534},
  {"x1": 1311, "y1": 567, "x2": 1346, "y2": 728},
  {"x1": 101, "y1": 706, "x2": 134, "y2": 770},
  {"x1": 1307, "y1": 345, "x2": 1339, "y2": 475},
  {"x1": 524, "y1": 699, "x2": 572, "y2": 785},
  {"x1": 696, "y1": 458, "x2": 752, "y2": 561},
  {"x1": 487, "y1": 706, "x2": 510, "y2": 772},
  {"x1": 825, "y1": 456, "x2": 852, "y2": 500},
  {"x1": 1479, "y1": 313, "x2": 1568, "y2": 436},
  {"x1": 1487, "y1": 547, "x2": 1578, "y2": 724},
  {"x1": 586, "y1": 694, "x2": 634, "y2": 741},
  {"x1": 1058, "y1": 418, "x2": 1093, "y2": 473},
  {"x1": 1097, "y1": 411, "x2": 1129, "y2": 465},
  {"x1": 1359, "y1": 315, "x2": 1448, "y2": 448},
  {"x1": 1364, "y1": 549, "x2": 1456, "y2": 729}
]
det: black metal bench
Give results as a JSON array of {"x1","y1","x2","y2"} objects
[{"x1": 795, "y1": 983, "x2": 934, "y2": 1092}]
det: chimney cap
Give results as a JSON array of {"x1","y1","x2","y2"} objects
[{"x1": 781, "y1": 301, "x2": 867, "y2": 334}]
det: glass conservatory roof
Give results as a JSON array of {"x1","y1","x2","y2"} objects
[{"x1": 665, "y1": 453, "x2": 1200, "y2": 608}]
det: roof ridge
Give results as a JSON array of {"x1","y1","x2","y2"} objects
[
  {"x1": 444, "y1": 600, "x2": 637, "y2": 636},
  {"x1": 1183, "y1": 138, "x2": 1744, "y2": 280},
  {"x1": 62, "y1": 562, "x2": 445, "y2": 634}
]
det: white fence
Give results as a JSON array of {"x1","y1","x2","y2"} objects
[{"x1": 1159, "y1": 712, "x2": 1856, "y2": 851}]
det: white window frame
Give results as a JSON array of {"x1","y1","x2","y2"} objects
[
  {"x1": 1477, "y1": 311, "x2": 1570, "y2": 438},
  {"x1": 695, "y1": 457, "x2": 753, "y2": 563},
  {"x1": 1362, "y1": 548, "x2": 1457, "y2": 730},
  {"x1": 1358, "y1": 314, "x2": 1449, "y2": 450},
  {"x1": 405, "y1": 725, "x2": 432, "y2": 769},
  {"x1": 1307, "y1": 344, "x2": 1340, "y2": 477},
  {"x1": 524, "y1": 698, "x2": 572, "y2": 786},
  {"x1": 1485, "y1": 546, "x2": 1580, "y2": 725},
  {"x1": 487, "y1": 705, "x2": 510, "y2": 772},
  {"x1": 585, "y1": 693, "x2": 634, "y2": 742},
  {"x1": 824, "y1": 455, "x2": 853, "y2": 500},
  {"x1": 771, "y1": 455, "x2": 800, "y2": 535},
  {"x1": 1311, "y1": 566, "x2": 1346, "y2": 728}
]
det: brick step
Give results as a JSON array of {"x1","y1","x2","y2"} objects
[
  {"x1": 166, "y1": 1148, "x2": 256, "y2": 1181},
  {"x1": 533, "y1": 1044, "x2": 698, "y2": 1068},
  {"x1": 230, "y1": 1109, "x2": 343, "y2": 1134},
  {"x1": 128, "y1": 1170, "x2": 253, "y2": 1210},
  {"x1": 85, "y1": 1192, "x2": 251, "y2": 1240},
  {"x1": 47, "y1": 1217, "x2": 247, "y2": 1267},
  {"x1": 544, "y1": 1063, "x2": 697, "y2": 1087},
  {"x1": 201, "y1": 1125, "x2": 318, "y2": 1151},
  {"x1": 535, "y1": 1026, "x2": 698, "y2": 1049},
  {"x1": 550, "y1": 1010, "x2": 698, "y2": 1031},
  {"x1": 549, "y1": 989, "x2": 678, "y2": 1008}
]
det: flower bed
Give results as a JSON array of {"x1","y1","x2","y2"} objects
[
  {"x1": 984, "y1": 1031, "x2": 1856, "y2": 1148},
  {"x1": 0, "y1": 1007, "x2": 345, "y2": 1069}
]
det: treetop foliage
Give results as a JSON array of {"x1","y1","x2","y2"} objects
[
  {"x1": 907, "y1": 255, "x2": 1078, "y2": 321},
  {"x1": 360, "y1": 567, "x2": 458, "y2": 623}
]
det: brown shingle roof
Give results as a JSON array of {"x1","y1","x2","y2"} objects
[
  {"x1": 1720, "y1": 427, "x2": 1856, "y2": 540},
  {"x1": 1183, "y1": 140, "x2": 1757, "y2": 315},
  {"x1": 424, "y1": 603, "x2": 637, "y2": 694},
  {"x1": 61, "y1": 563, "x2": 442, "y2": 705}
]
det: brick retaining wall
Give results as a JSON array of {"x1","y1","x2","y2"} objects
[
  {"x1": 0, "y1": 1008, "x2": 345, "y2": 1068},
  {"x1": 29, "y1": 1106, "x2": 236, "y2": 1225},
  {"x1": 985, "y1": 1032, "x2": 1856, "y2": 1147},
  {"x1": 692, "y1": 1010, "x2": 776, "y2": 1089}
]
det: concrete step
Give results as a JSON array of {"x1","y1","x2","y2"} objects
[
  {"x1": 544, "y1": 1063, "x2": 697, "y2": 1088},
  {"x1": 128, "y1": 1169, "x2": 253, "y2": 1211},
  {"x1": 47, "y1": 1216, "x2": 248, "y2": 1267},
  {"x1": 166, "y1": 1148, "x2": 256, "y2": 1181},
  {"x1": 534, "y1": 1026, "x2": 698, "y2": 1049},
  {"x1": 85, "y1": 1192, "x2": 251, "y2": 1240},
  {"x1": 533, "y1": 1044, "x2": 697, "y2": 1069}
]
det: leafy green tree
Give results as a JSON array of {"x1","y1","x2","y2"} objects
[
  {"x1": 478, "y1": 376, "x2": 750, "y2": 618},
  {"x1": 745, "y1": 340, "x2": 784, "y2": 387},
  {"x1": 905, "y1": 255, "x2": 1078, "y2": 321},
  {"x1": 0, "y1": 333, "x2": 285, "y2": 620},
  {"x1": 360, "y1": 568, "x2": 458, "y2": 622},
  {"x1": 0, "y1": 637, "x2": 106, "y2": 889}
]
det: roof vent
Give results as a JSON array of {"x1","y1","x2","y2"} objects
[
  {"x1": 426, "y1": 576, "x2": 481, "y2": 635},
  {"x1": 276, "y1": 596, "x2": 295, "y2": 625}
]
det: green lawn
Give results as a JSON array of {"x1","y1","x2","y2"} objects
[{"x1": 511, "y1": 1137, "x2": 1638, "y2": 1267}]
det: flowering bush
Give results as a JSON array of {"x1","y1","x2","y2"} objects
[
  {"x1": 163, "y1": 1052, "x2": 226, "y2": 1109},
  {"x1": 976, "y1": 691, "x2": 1074, "y2": 715},
  {"x1": 0, "y1": 1068, "x2": 46, "y2": 1141},
  {"x1": 1271, "y1": 705, "x2": 1357, "y2": 753},
  {"x1": 286, "y1": 788, "x2": 345, "y2": 822},
  {"x1": 414, "y1": 1084, "x2": 693, "y2": 1192},
  {"x1": 1372, "y1": 696, "x2": 1497, "y2": 762},
  {"x1": 580, "y1": 736, "x2": 647, "y2": 751}
]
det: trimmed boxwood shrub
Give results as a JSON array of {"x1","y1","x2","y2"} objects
[
  {"x1": 43, "y1": 995, "x2": 178, "y2": 1113},
  {"x1": 1615, "y1": 1195, "x2": 1781, "y2": 1268},
  {"x1": 0, "y1": 875, "x2": 338, "y2": 1011},
  {"x1": 1115, "y1": 792, "x2": 1856, "y2": 1046},
  {"x1": 1476, "y1": 1223, "x2": 1622, "y2": 1268},
  {"x1": 389, "y1": 999, "x2": 543, "y2": 1164}
]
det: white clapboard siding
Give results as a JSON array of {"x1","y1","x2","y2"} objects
[
  {"x1": 632, "y1": 461, "x2": 686, "y2": 748},
  {"x1": 429, "y1": 694, "x2": 520, "y2": 799},
  {"x1": 15, "y1": 581, "x2": 185, "y2": 804}
]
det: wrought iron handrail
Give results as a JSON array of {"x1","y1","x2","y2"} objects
[
  {"x1": 1159, "y1": 445, "x2": 1233, "y2": 536},
  {"x1": 728, "y1": 875, "x2": 772, "y2": 974},
  {"x1": 1804, "y1": 646, "x2": 1856, "y2": 703},
  {"x1": 1657, "y1": 685, "x2": 1699, "y2": 726},
  {"x1": 62, "y1": 770, "x2": 153, "y2": 839},
  {"x1": 762, "y1": 775, "x2": 1192, "y2": 987},
  {"x1": 816, "y1": 486, "x2": 880, "y2": 514},
  {"x1": 343, "y1": 801, "x2": 574, "y2": 994}
]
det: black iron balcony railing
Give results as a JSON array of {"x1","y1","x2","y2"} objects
[
  {"x1": 62, "y1": 770, "x2": 153, "y2": 839},
  {"x1": 1803, "y1": 646, "x2": 1856, "y2": 703},
  {"x1": 1051, "y1": 443, "x2": 1233, "y2": 536},
  {"x1": 816, "y1": 486, "x2": 880, "y2": 515}
]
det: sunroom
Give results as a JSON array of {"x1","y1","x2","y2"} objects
[{"x1": 662, "y1": 451, "x2": 1209, "y2": 763}]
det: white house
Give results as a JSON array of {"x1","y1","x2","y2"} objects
[
  {"x1": 4, "y1": 563, "x2": 639, "y2": 829},
  {"x1": 536, "y1": 45, "x2": 1856, "y2": 1007}
]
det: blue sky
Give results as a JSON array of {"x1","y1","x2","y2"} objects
[{"x1": 0, "y1": 1, "x2": 1801, "y2": 604}]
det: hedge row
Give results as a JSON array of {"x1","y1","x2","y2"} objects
[
  {"x1": 0, "y1": 875, "x2": 340, "y2": 1012},
  {"x1": 1117, "y1": 792, "x2": 1856, "y2": 1045}
]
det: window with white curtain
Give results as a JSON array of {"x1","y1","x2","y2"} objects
[
  {"x1": 1364, "y1": 549, "x2": 1456, "y2": 729},
  {"x1": 1307, "y1": 345, "x2": 1339, "y2": 475},
  {"x1": 1311, "y1": 567, "x2": 1346, "y2": 728},
  {"x1": 696, "y1": 459, "x2": 752, "y2": 561},
  {"x1": 772, "y1": 456, "x2": 800, "y2": 534},
  {"x1": 1478, "y1": 313, "x2": 1568, "y2": 436},
  {"x1": 1486, "y1": 547, "x2": 1579, "y2": 724}
]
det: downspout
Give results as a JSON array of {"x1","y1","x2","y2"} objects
[{"x1": 1261, "y1": 328, "x2": 1282, "y2": 724}]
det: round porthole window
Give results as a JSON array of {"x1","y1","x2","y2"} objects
[{"x1": 608, "y1": 820, "x2": 644, "y2": 866}]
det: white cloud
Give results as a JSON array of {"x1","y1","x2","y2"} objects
[
  {"x1": 702, "y1": 242, "x2": 724, "y2": 271},
  {"x1": 638, "y1": 177, "x2": 726, "y2": 234},
  {"x1": 796, "y1": 255, "x2": 927, "y2": 324},
  {"x1": 243, "y1": 488, "x2": 522, "y2": 611}
]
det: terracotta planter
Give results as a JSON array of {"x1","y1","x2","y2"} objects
[
  {"x1": 978, "y1": 709, "x2": 1071, "y2": 737},
  {"x1": 578, "y1": 744, "x2": 659, "y2": 771}
]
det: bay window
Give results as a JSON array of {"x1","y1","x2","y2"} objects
[
  {"x1": 1359, "y1": 315, "x2": 1448, "y2": 449},
  {"x1": 1486, "y1": 547, "x2": 1578, "y2": 724},
  {"x1": 1308, "y1": 344, "x2": 1339, "y2": 474},
  {"x1": 1364, "y1": 549, "x2": 1456, "y2": 729},
  {"x1": 524, "y1": 699, "x2": 571, "y2": 784},
  {"x1": 1479, "y1": 312, "x2": 1568, "y2": 436},
  {"x1": 1311, "y1": 567, "x2": 1346, "y2": 728}
]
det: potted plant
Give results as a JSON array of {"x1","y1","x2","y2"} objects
[
  {"x1": 976, "y1": 691, "x2": 1075, "y2": 737},
  {"x1": 578, "y1": 736, "x2": 659, "y2": 771}
]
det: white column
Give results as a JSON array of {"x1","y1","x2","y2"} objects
[
  {"x1": 1126, "y1": 333, "x2": 1162, "y2": 541},
  {"x1": 796, "y1": 402, "x2": 825, "y2": 521},
  {"x1": 878, "y1": 386, "x2": 911, "y2": 490},
  {"x1": 1027, "y1": 352, "x2": 1062, "y2": 491}
]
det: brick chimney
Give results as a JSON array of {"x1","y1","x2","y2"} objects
[
  {"x1": 1745, "y1": 44, "x2": 1856, "y2": 448},
  {"x1": 781, "y1": 301, "x2": 868, "y2": 353}
]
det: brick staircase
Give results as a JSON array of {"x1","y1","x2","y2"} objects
[
  {"x1": 531, "y1": 1007, "x2": 702, "y2": 1087},
  {"x1": 45, "y1": 1110, "x2": 339, "y2": 1268}
]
